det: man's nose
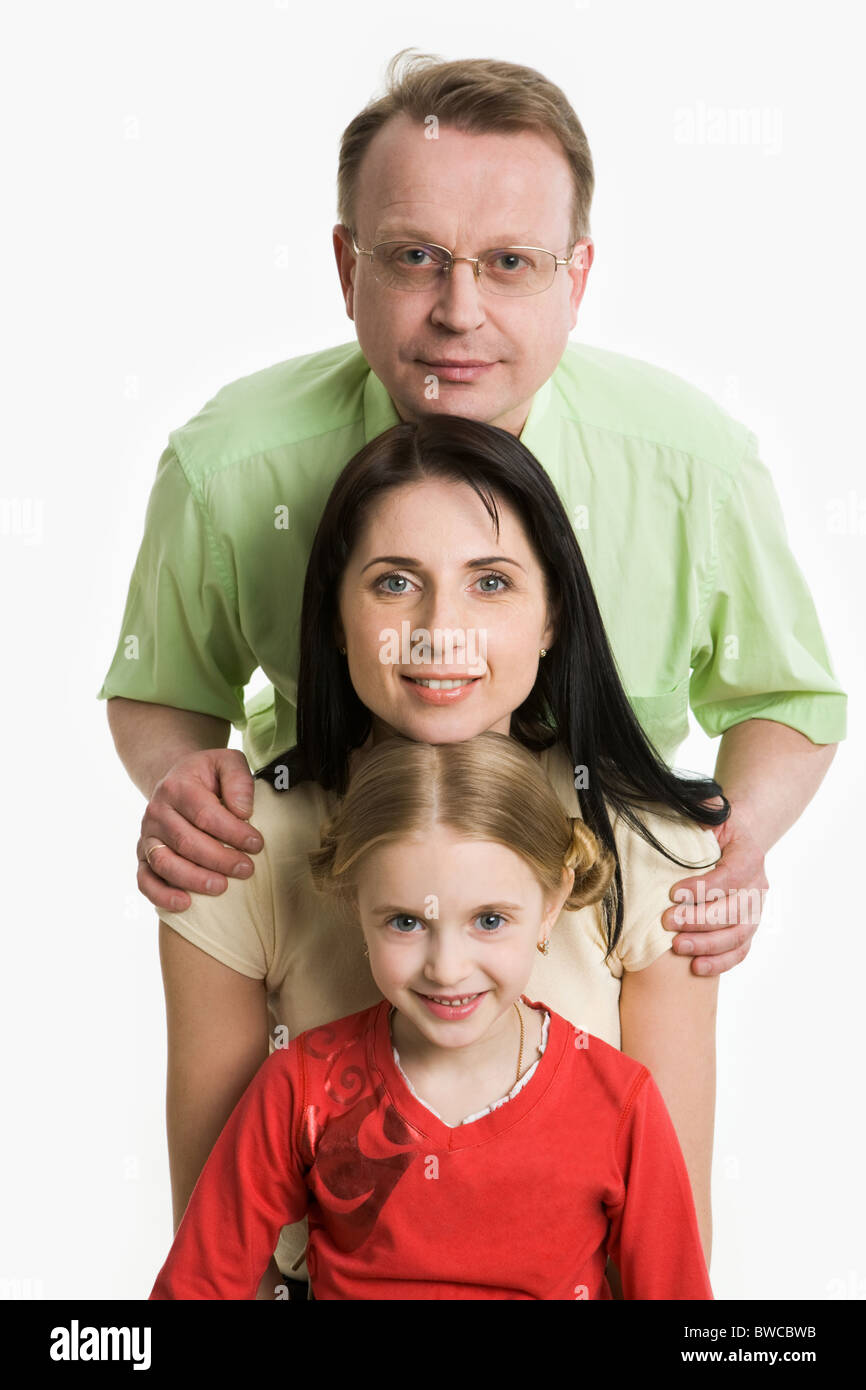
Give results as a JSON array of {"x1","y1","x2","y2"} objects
[{"x1": 429, "y1": 260, "x2": 486, "y2": 333}]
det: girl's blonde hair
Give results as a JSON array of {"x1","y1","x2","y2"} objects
[{"x1": 309, "y1": 733, "x2": 614, "y2": 914}]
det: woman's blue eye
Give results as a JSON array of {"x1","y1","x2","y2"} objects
[
  {"x1": 379, "y1": 574, "x2": 410, "y2": 593},
  {"x1": 388, "y1": 914, "x2": 422, "y2": 933},
  {"x1": 476, "y1": 913, "x2": 505, "y2": 932},
  {"x1": 477, "y1": 572, "x2": 509, "y2": 593}
]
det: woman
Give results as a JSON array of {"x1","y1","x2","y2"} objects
[{"x1": 156, "y1": 416, "x2": 727, "y2": 1297}]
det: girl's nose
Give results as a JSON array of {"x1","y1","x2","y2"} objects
[{"x1": 423, "y1": 932, "x2": 474, "y2": 989}]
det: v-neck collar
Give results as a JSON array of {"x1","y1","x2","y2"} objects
[{"x1": 369, "y1": 997, "x2": 566, "y2": 1151}]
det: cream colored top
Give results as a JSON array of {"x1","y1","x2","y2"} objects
[{"x1": 158, "y1": 742, "x2": 720, "y2": 1278}]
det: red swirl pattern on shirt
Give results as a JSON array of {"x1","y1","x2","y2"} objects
[
  {"x1": 300, "y1": 1026, "x2": 418, "y2": 1251},
  {"x1": 304, "y1": 1023, "x2": 368, "y2": 1106}
]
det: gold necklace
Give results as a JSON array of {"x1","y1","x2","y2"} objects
[{"x1": 514, "y1": 1000, "x2": 524, "y2": 1085}]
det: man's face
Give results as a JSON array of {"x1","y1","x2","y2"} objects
[{"x1": 333, "y1": 114, "x2": 593, "y2": 436}]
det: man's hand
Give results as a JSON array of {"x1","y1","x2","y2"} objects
[
  {"x1": 661, "y1": 807, "x2": 769, "y2": 976},
  {"x1": 136, "y1": 749, "x2": 263, "y2": 913},
  {"x1": 660, "y1": 719, "x2": 839, "y2": 976}
]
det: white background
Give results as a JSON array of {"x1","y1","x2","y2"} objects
[{"x1": 2, "y1": 0, "x2": 863, "y2": 1301}]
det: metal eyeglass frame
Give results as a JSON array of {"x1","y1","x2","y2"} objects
[{"x1": 350, "y1": 235, "x2": 588, "y2": 296}]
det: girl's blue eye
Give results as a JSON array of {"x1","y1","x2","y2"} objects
[
  {"x1": 476, "y1": 913, "x2": 506, "y2": 932},
  {"x1": 388, "y1": 914, "x2": 422, "y2": 933}
]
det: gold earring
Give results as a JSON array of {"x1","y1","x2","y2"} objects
[
  {"x1": 539, "y1": 649, "x2": 547, "y2": 658},
  {"x1": 339, "y1": 646, "x2": 347, "y2": 655},
  {"x1": 537, "y1": 938, "x2": 550, "y2": 956}
]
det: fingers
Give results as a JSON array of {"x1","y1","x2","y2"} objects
[
  {"x1": 215, "y1": 751, "x2": 256, "y2": 819},
  {"x1": 137, "y1": 856, "x2": 192, "y2": 914},
  {"x1": 156, "y1": 773, "x2": 263, "y2": 855},
  {"x1": 137, "y1": 806, "x2": 257, "y2": 897},
  {"x1": 663, "y1": 885, "x2": 768, "y2": 934},
  {"x1": 668, "y1": 920, "x2": 756, "y2": 976},
  {"x1": 684, "y1": 939, "x2": 753, "y2": 977},
  {"x1": 137, "y1": 836, "x2": 227, "y2": 900}
]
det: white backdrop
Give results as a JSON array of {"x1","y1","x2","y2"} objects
[{"x1": 2, "y1": 0, "x2": 863, "y2": 1301}]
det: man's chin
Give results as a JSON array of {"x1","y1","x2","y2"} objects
[{"x1": 395, "y1": 385, "x2": 514, "y2": 429}]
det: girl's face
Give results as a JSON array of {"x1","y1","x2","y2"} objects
[
  {"x1": 355, "y1": 825, "x2": 570, "y2": 1057},
  {"x1": 336, "y1": 478, "x2": 555, "y2": 745}
]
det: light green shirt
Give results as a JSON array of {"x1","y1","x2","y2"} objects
[{"x1": 98, "y1": 339, "x2": 846, "y2": 771}]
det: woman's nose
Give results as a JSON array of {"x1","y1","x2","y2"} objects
[{"x1": 415, "y1": 583, "x2": 470, "y2": 637}]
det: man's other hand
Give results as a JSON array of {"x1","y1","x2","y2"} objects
[{"x1": 661, "y1": 810, "x2": 769, "y2": 976}]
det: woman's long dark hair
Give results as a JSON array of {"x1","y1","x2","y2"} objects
[{"x1": 257, "y1": 416, "x2": 729, "y2": 956}]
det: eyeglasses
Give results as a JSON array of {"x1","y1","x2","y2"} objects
[{"x1": 350, "y1": 235, "x2": 588, "y2": 298}]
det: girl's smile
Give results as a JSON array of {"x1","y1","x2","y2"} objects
[{"x1": 413, "y1": 989, "x2": 488, "y2": 1020}]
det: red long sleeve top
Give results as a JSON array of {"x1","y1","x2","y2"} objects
[{"x1": 150, "y1": 998, "x2": 712, "y2": 1300}]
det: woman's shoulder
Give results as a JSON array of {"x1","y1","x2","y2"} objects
[
  {"x1": 610, "y1": 801, "x2": 721, "y2": 879},
  {"x1": 249, "y1": 772, "x2": 337, "y2": 849},
  {"x1": 155, "y1": 774, "x2": 338, "y2": 978},
  {"x1": 536, "y1": 742, "x2": 719, "y2": 869}
]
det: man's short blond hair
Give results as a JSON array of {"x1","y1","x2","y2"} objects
[{"x1": 337, "y1": 50, "x2": 594, "y2": 245}]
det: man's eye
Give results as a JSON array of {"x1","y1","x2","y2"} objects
[
  {"x1": 489, "y1": 251, "x2": 532, "y2": 273},
  {"x1": 476, "y1": 913, "x2": 506, "y2": 932},
  {"x1": 388, "y1": 915, "x2": 422, "y2": 933},
  {"x1": 396, "y1": 245, "x2": 438, "y2": 267}
]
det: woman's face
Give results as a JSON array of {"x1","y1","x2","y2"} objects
[{"x1": 337, "y1": 477, "x2": 555, "y2": 745}]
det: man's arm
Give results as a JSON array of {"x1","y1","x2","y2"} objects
[
  {"x1": 662, "y1": 718, "x2": 838, "y2": 974},
  {"x1": 108, "y1": 697, "x2": 261, "y2": 913},
  {"x1": 712, "y1": 717, "x2": 838, "y2": 853},
  {"x1": 107, "y1": 696, "x2": 231, "y2": 799}
]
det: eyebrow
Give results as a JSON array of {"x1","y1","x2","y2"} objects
[
  {"x1": 370, "y1": 902, "x2": 526, "y2": 916},
  {"x1": 360, "y1": 554, "x2": 527, "y2": 575},
  {"x1": 373, "y1": 228, "x2": 543, "y2": 248}
]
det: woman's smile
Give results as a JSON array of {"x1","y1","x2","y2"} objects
[{"x1": 400, "y1": 672, "x2": 483, "y2": 705}]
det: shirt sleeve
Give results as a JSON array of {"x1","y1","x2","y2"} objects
[
  {"x1": 97, "y1": 443, "x2": 256, "y2": 724},
  {"x1": 155, "y1": 778, "x2": 277, "y2": 979},
  {"x1": 611, "y1": 809, "x2": 721, "y2": 974},
  {"x1": 149, "y1": 1045, "x2": 308, "y2": 1300},
  {"x1": 689, "y1": 429, "x2": 847, "y2": 745},
  {"x1": 605, "y1": 1068, "x2": 713, "y2": 1300}
]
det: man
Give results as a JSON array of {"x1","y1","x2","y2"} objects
[{"x1": 100, "y1": 51, "x2": 845, "y2": 976}]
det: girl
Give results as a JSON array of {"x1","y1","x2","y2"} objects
[{"x1": 150, "y1": 734, "x2": 712, "y2": 1301}]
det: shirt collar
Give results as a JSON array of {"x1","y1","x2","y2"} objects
[
  {"x1": 517, "y1": 371, "x2": 555, "y2": 455},
  {"x1": 362, "y1": 358, "x2": 559, "y2": 447},
  {"x1": 363, "y1": 366, "x2": 402, "y2": 443}
]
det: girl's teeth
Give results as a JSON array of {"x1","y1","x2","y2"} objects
[
  {"x1": 429, "y1": 994, "x2": 477, "y2": 1005},
  {"x1": 411, "y1": 678, "x2": 473, "y2": 689}
]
